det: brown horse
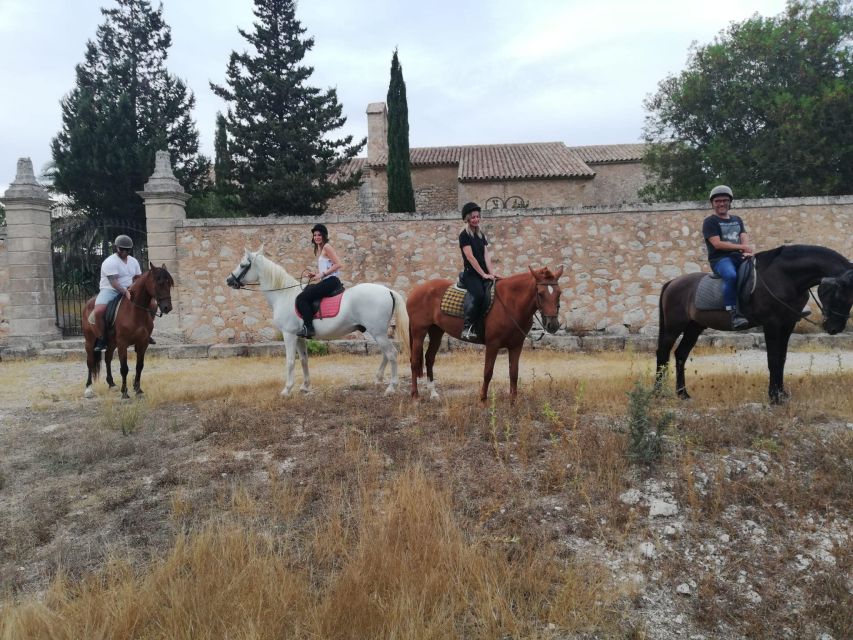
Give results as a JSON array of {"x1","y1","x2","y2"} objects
[
  {"x1": 407, "y1": 266, "x2": 563, "y2": 403},
  {"x1": 656, "y1": 245, "x2": 853, "y2": 403},
  {"x1": 82, "y1": 265, "x2": 174, "y2": 399}
]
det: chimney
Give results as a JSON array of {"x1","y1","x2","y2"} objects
[{"x1": 366, "y1": 102, "x2": 388, "y2": 165}]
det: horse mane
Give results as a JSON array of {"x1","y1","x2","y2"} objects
[
  {"x1": 255, "y1": 253, "x2": 299, "y2": 289},
  {"x1": 757, "y1": 244, "x2": 851, "y2": 270}
]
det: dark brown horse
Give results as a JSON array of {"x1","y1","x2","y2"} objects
[
  {"x1": 407, "y1": 266, "x2": 563, "y2": 403},
  {"x1": 82, "y1": 265, "x2": 174, "y2": 399},
  {"x1": 656, "y1": 245, "x2": 853, "y2": 403}
]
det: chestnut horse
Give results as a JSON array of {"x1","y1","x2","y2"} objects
[
  {"x1": 407, "y1": 266, "x2": 563, "y2": 403},
  {"x1": 82, "y1": 265, "x2": 174, "y2": 399}
]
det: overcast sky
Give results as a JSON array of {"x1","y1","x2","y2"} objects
[{"x1": 0, "y1": 0, "x2": 789, "y2": 193}]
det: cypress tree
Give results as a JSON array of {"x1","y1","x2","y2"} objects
[
  {"x1": 50, "y1": 0, "x2": 210, "y2": 222},
  {"x1": 213, "y1": 113, "x2": 235, "y2": 196},
  {"x1": 386, "y1": 49, "x2": 416, "y2": 213},
  {"x1": 210, "y1": 0, "x2": 364, "y2": 216}
]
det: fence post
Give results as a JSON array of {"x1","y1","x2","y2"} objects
[
  {"x1": 139, "y1": 151, "x2": 189, "y2": 338},
  {"x1": 1, "y1": 158, "x2": 61, "y2": 351}
]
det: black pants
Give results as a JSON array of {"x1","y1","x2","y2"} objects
[
  {"x1": 295, "y1": 276, "x2": 341, "y2": 325},
  {"x1": 461, "y1": 270, "x2": 487, "y2": 325}
]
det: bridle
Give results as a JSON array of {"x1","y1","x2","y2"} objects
[
  {"x1": 229, "y1": 258, "x2": 308, "y2": 292},
  {"x1": 754, "y1": 268, "x2": 851, "y2": 326},
  {"x1": 129, "y1": 269, "x2": 171, "y2": 317},
  {"x1": 494, "y1": 277, "x2": 562, "y2": 344}
]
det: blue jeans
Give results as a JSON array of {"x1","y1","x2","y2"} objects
[{"x1": 712, "y1": 256, "x2": 742, "y2": 309}]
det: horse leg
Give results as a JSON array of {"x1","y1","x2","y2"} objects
[
  {"x1": 507, "y1": 344, "x2": 522, "y2": 404},
  {"x1": 655, "y1": 327, "x2": 679, "y2": 394},
  {"x1": 133, "y1": 346, "x2": 146, "y2": 396},
  {"x1": 84, "y1": 347, "x2": 100, "y2": 399},
  {"x1": 410, "y1": 327, "x2": 427, "y2": 399},
  {"x1": 480, "y1": 344, "x2": 500, "y2": 405},
  {"x1": 105, "y1": 345, "x2": 116, "y2": 388},
  {"x1": 281, "y1": 334, "x2": 298, "y2": 396},
  {"x1": 118, "y1": 346, "x2": 130, "y2": 400},
  {"x1": 424, "y1": 326, "x2": 444, "y2": 401},
  {"x1": 295, "y1": 337, "x2": 311, "y2": 393},
  {"x1": 673, "y1": 322, "x2": 703, "y2": 400},
  {"x1": 764, "y1": 323, "x2": 794, "y2": 404},
  {"x1": 373, "y1": 335, "x2": 399, "y2": 396}
]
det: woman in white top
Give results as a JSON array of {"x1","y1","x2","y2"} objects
[{"x1": 295, "y1": 223, "x2": 343, "y2": 337}]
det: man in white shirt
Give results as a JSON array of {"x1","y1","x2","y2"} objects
[{"x1": 92, "y1": 234, "x2": 141, "y2": 351}]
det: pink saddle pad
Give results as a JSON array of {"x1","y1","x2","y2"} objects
[{"x1": 295, "y1": 292, "x2": 344, "y2": 320}]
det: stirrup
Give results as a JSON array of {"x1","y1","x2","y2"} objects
[
  {"x1": 460, "y1": 326, "x2": 479, "y2": 342},
  {"x1": 296, "y1": 324, "x2": 315, "y2": 338}
]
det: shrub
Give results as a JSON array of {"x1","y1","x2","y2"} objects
[{"x1": 626, "y1": 381, "x2": 672, "y2": 466}]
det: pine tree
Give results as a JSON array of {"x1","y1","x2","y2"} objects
[
  {"x1": 213, "y1": 113, "x2": 235, "y2": 196},
  {"x1": 51, "y1": 0, "x2": 210, "y2": 222},
  {"x1": 386, "y1": 49, "x2": 416, "y2": 213},
  {"x1": 210, "y1": 0, "x2": 364, "y2": 216}
]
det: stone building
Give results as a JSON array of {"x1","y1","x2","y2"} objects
[{"x1": 326, "y1": 102, "x2": 648, "y2": 214}]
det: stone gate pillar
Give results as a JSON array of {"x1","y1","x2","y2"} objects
[
  {"x1": 2, "y1": 158, "x2": 61, "y2": 348},
  {"x1": 139, "y1": 151, "x2": 189, "y2": 337}
]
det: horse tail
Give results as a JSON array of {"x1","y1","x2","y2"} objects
[
  {"x1": 390, "y1": 290, "x2": 411, "y2": 359},
  {"x1": 92, "y1": 350, "x2": 102, "y2": 382}
]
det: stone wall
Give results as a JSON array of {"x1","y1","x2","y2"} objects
[
  {"x1": 175, "y1": 196, "x2": 853, "y2": 343},
  {"x1": 0, "y1": 227, "x2": 8, "y2": 341},
  {"x1": 587, "y1": 162, "x2": 648, "y2": 205}
]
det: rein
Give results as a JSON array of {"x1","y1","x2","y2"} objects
[
  {"x1": 754, "y1": 269, "x2": 850, "y2": 326},
  {"x1": 231, "y1": 263, "x2": 312, "y2": 292},
  {"x1": 493, "y1": 277, "x2": 559, "y2": 345}
]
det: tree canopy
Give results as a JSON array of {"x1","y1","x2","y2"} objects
[
  {"x1": 210, "y1": 0, "x2": 364, "y2": 216},
  {"x1": 386, "y1": 50, "x2": 416, "y2": 213},
  {"x1": 642, "y1": 0, "x2": 853, "y2": 201},
  {"x1": 50, "y1": 0, "x2": 210, "y2": 222}
]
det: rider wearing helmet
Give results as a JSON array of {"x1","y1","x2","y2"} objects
[
  {"x1": 294, "y1": 223, "x2": 344, "y2": 338},
  {"x1": 459, "y1": 202, "x2": 500, "y2": 341},
  {"x1": 91, "y1": 234, "x2": 142, "y2": 350},
  {"x1": 702, "y1": 186, "x2": 754, "y2": 329}
]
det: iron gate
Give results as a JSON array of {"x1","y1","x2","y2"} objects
[{"x1": 52, "y1": 216, "x2": 148, "y2": 336}]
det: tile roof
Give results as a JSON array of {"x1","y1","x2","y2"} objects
[
  {"x1": 569, "y1": 144, "x2": 646, "y2": 163},
  {"x1": 350, "y1": 142, "x2": 643, "y2": 181}
]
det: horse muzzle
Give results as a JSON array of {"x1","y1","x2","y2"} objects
[
  {"x1": 542, "y1": 315, "x2": 561, "y2": 334},
  {"x1": 158, "y1": 299, "x2": 173, "y2": 315},
  {"x1": 226, "y1": 274, "x2": 241, "y2": 289}
]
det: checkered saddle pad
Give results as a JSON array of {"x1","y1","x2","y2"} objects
[
  {"x1": 694, "y1": 260, "x2": 755, "y2": 311},
  {"x1": 439, "y1": 283, "x2": 496, "y2": 318}
]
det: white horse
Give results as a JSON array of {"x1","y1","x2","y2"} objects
[{"x1": 226, "y1": 247, "x2": 410, "y2": 396}]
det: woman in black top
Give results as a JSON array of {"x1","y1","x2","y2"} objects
[{"x1": 459, "y1": 202, "x2": 499, "y2": 341}]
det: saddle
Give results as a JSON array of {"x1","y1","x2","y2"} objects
[
  {"x1": 439, "y1": 274, "x2": 496, "y2": 318},
  {"x1": 87, "y1": 295, "x2": 123, "y2": 331},
  {"x1": 695, "y1": 259, "x2": 756, "y2": 311},
  {"x1": 295, "y1": 284, "x2": 346, "y2": 320}
]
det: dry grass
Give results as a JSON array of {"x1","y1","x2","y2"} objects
[{"x1": 1, "y1": 349, "x2": 851, "y2": 639}]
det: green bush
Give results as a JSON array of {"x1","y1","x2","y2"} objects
[{"x1": 626, "y1": 381, "x2": 672, "y2": 466}]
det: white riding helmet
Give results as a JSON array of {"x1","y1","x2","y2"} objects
[{"x1": 709, "y1": 185, "x2": 734, "y2": 201}]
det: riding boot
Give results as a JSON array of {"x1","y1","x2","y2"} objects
[
  {"x1": 730, "y1": 308, "x2": 748, "y2": 330},
  {"x1": 297, "y1": 321, "x2": 315, "y2": 338},
  {"x1": 94, "y1": 316, "x2": 108, "y2": 351},
  {"x1": 461, "y1": 295, "x2": 479, "y2": 342}
]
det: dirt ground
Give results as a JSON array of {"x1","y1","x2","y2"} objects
[{"x1": 1, "y1": 348, "x2": 851, "y2": 639}]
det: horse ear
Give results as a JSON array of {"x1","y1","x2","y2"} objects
[
  {"x1": 257, "y1": 243, "x2": 265, "y2": 256},
  {"x1": 529, "y1": 266, "x2": 537, "y2": 277},
  {"x1": 553, "y1": 265, "x2": 564, "y2": 279},
  {"x1": 160, "y1": 263, "x2": 167, "y2": 271}
]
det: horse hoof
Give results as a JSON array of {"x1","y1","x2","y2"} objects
[
  {"x1": 429, "y1": 392, "x2": 440, "y2": 402},
  {"x1": 121, "y1": 393, "x2": 130, "y2": 400},
  {"x1": 136, "y1": 390, "x2": 144, "y2": 397},
  {"x1": 677, "y1": 389, "x2": 691, "y2": 400},
  {"x1": 383, "y1": 385, "x2": 397, "y2": 396},
  {"x1": 84, "y1": 387, "x2": 94, "y2": 399},
  {"x1": 280, "y1": 388, "x2": 292, "y2": 397}
]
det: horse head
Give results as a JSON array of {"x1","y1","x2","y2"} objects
[
  {"x1": 529, "y1": 265, "x2": 564, "y2": 334},
  {"x1": 226, "y1": 247, "x2": 263, "y2": 289},
  {"x1": 818, "y1": 269, "x2": 853, "y2": 334},
  {"x1": 150, "y1": 264, "x2": 174, "y2": 315}
]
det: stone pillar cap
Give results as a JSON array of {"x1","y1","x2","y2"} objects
[
  {"x1": 142, "y1": 150, "x2": 185, "y2": 194},
  {"x1": 4, "y1": 157, "x2": 50, "y2": 200}
]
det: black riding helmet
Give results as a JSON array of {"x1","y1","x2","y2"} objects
[{"x1": 461, "y1": 202, "x2": 481, "y2": 220}]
